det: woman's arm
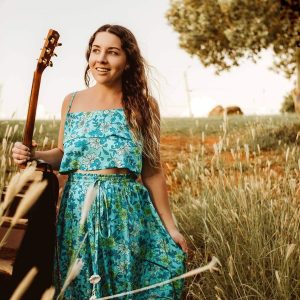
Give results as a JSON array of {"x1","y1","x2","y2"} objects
[
  {"x1": 33, "y1": 148, "x2": 64, "y2": 170},
  {"x1": 141, "y1": 159, "x2": 177, "y2": 231},
  {"x1": 12, "y1": 93, "x2": 72, "y2": 171},
  {"x1": 141, "y1": 152, "x2": 188, "y2": 254},
  {"x1": 33, "y1": 93, "x2": 72, "y2": 170},
  {"x1": 141, "y1": 99, "x2": 188, "y2": 253}
]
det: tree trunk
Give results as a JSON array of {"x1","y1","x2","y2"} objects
[{"x1": 294, "y1": 47, "x2": 300, "y2": 113}]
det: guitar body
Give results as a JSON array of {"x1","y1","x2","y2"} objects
[
  {"x1": 8, "y1": 170, "x2": 58, "y2": 299},
  {"x1": 2, "y1": 29, "x2": 61, "y2": 299}
]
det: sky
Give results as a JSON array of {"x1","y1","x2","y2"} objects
[{"x1": 0, "y1": 0, "x2": 295, "y2": 119}]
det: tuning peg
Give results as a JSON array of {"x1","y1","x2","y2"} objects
[
  {"x1": 56, "y1": 42, "x2": 62, "y2": 46},
  {"x1": 48, "y1": 61, "x2": 53, "y2": 67},
  {"x1": 52, "y1": 53, "x2": 58, "y2": 57}
]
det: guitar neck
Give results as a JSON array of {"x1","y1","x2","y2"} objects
[
  {"x1": 23, "y1": 71, "x2": 42, "y2": 148},
  {"x1": 21, "y1": 29, "x2": 60, "y2": 150}
]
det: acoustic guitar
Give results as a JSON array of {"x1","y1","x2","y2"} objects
[{"x1": 6, "y1": 29, "x2": 61, "y2": 299}]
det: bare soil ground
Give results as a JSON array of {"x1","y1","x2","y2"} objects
[{"x1": 54, "y1": 134, "x2": 284, "y2": 195}]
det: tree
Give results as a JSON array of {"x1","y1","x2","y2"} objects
[
  {"x1": 280, "y1": 89, "x2": 295, "y2": 112},
  {"x1": 166, "y1": 0, "x2": 300, "y2": 111}
]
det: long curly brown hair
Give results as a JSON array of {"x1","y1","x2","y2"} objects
[{"x1": 84, "y1": 24, "x2": 160, "y2": 170}]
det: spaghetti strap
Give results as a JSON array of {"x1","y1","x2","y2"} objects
[{"x1": 67, "y1": 92, "x2": 77, "y2": 113}]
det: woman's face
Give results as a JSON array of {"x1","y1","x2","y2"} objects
[{"x1": 89, "y1": 31, "x2": 127, "y2": 87}]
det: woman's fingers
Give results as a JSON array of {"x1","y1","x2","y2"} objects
[
  {"x1": 14, "y1": 158, "x2": 27, "y2": 164},
  {"x1": 12, "y1": 152, "x2": 30, "y2": 164},
  {"x1": 12, "y1": 146, "x2": 30, "y2": 158},
  {"x1": 32, "y1": 140, "x2": 37, "y2": 147},
  {"x1": 14, "y1": 141, "x2": 30, "y2": 152},
  {"x1": 169, "y1": 228, "x2": 189, "y2": 254},
  {"x1": 177, "y1": 235, "x2": 188, "y2": 254},
  {"x1": 12, "y1": 152, "x2": 29, "y2": 160},
  {"x1": 178, "y1": 238, "x2": 189, "y2": 254},
  {"x1": 16, "y1": 142, "x2": 30, "y2": 152},
  {"x1": 12, "y1": 142, "x2": 31, "y2": 164}
]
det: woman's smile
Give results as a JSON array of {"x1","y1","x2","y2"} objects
[{"x1": 95, "y1": 67, "x2": 110, "y2": 74}]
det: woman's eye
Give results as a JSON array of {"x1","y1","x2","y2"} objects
[
  {"x1": 92, "y1": 49, "x2": 100, "y2": 53},
  {"x1": 109, "y1": 51, "x2": 118, "y2": 55}
]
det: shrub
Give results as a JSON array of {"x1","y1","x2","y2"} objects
[{"x1": 280, "y1": 90, "x2": 295, "y2": 113}]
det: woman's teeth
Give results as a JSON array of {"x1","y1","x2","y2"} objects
[{"x1": 96, "y1": 68, "x2": 110, "y2": 72}]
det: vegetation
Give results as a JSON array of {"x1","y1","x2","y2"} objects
[
  {"x1": 1, "y1": 115, "x2": 300, "y2": 299},
  {"x1": 171, "y1": 151, "x2": 300, "y2": 298},
  {"x1": 280, "y1": 90, "x2": 296, "y2": 113},
  {"x1": 166, "y1": 0, "x2": 299, "y2": 78},
  {"x1": 166, "y1": 0, "x2": 300, "y2": 113}
]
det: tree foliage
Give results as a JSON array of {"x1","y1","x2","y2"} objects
[
  {"x1": 166, "y1": 0, "x2": 300, "y2": 78},
  {"x1": 280, "y1": 89, "x2": 296, "y2": 112}
]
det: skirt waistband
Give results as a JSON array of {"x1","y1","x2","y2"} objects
[{"x1": 68, "y1": 172, "x2": 137, "y2": 183}]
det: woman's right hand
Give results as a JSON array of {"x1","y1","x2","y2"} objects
[{"x1": 12, "y1": 141, "x2": 37, "y2": 165}]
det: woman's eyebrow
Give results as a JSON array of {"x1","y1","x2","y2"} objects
[{"x1": 91, "y1": 44, "x2": 121, "y2": 51}]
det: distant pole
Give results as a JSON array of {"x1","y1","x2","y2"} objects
[
  {"x1": 294, "y1": 38, "x2": 300, "y2": 113},
  {"x1": 183, "y1": 66, "x2": 193, "y2": 118}
]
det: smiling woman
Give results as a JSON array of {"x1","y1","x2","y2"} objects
[
  {"x1": 11, "y1": 24, "x2": 188, "y2": 299},
  {"x1": 88, "y1": 32, "x2": 128, "y2": 89}
]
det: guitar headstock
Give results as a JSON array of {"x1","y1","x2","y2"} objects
[{"x1": 37, "y1": 29, "x2": 61, "y2": 73}]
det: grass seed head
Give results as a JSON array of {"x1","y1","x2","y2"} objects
[
  {"x1": 40, "y1": 286, "x2": 55, "y2": 300},
  {"x1": 10, "y1": 267, "x2": 38, "y2": 300},
  {"x1": 11, "y1": 180, "x2": 47, "y2": 226}
]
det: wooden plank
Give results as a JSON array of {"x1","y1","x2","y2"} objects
[{"x1": 1, "y1": 217, "x2": 28, "y2": 230}]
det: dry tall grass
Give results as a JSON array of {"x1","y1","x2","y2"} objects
[
  {"x1": 1, "y1": 116, "x2": 300, "y2": 299},
  {"x1": 167, "y1": 117, "x2": 300, "y2": 299}
]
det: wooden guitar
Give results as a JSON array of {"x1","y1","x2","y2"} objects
[{"x1": 7, "y1": 29, "x2": 61, "y2": 299}]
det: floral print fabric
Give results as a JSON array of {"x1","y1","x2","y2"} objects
[
  {"x1": 56, "y1": 96, "x2": 186, "y2": 299},
  {"x1": 59, "y1": 108, "x2": 143, "y2": 176},
  {"x1": 55, "y1": 173, "x2": 187, "y2": 299}
]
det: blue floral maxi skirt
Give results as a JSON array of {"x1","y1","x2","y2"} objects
[{"x1": 54, "y1": 173, "x2": 187, "y2": 299}]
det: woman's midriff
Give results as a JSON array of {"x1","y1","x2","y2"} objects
[{"x1": 75, "y1": 168, "x2": 133, "y2": 175}]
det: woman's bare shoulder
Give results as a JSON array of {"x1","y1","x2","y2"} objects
[
  {"x1": 75, "y1": 88, "x2": 92, "y2": 97},
  {"x1": 61, "y1": 88, "x2": 91, "y2": 109},
  {"x1": 61, "y1": 93, "x2": 74, "y2": 111}
]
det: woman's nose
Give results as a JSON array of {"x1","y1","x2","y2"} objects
[{"x1": 97, "y1": 51, "x2": 108, "y2": 63}]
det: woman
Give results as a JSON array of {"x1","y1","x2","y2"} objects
[{"x1": 12, "y1": 24, "x2": 188, "y2": 299}]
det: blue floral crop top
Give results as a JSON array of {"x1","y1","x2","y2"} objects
[{"x1": 59, "y1": 92, "x2": 143, "y2": 176}]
